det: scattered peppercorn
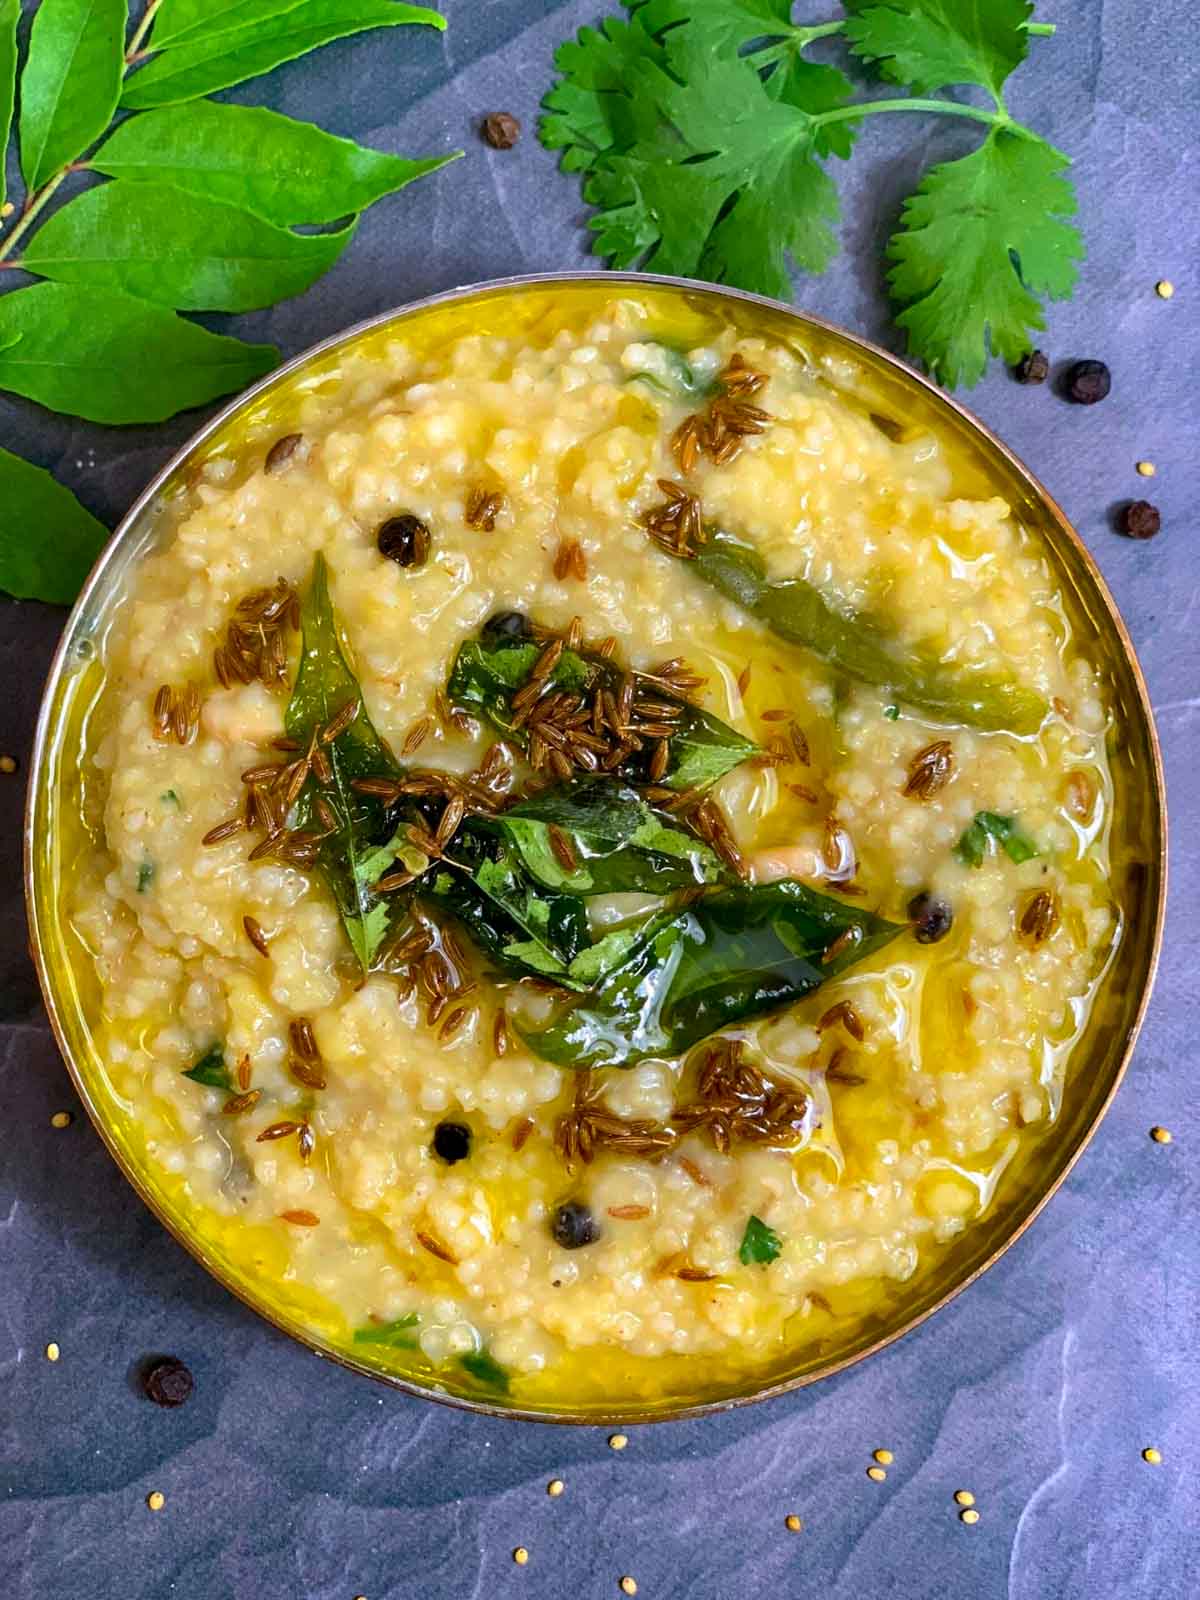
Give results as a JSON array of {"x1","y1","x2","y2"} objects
[
  {"x1": 432, "y1": 1120, "x2": 472, "y2": 1164},
  {"x1": 482, "y1": 112, "x2": 521, "y2": 150},
  {"x1": 552, "y1": 1200, "x2": 599, "y2": 1249},
  {"x1": 1118, "y1": 500, "x2": 1161, "y2": 540},
  {"x1": 263, "y1": 432, "x2": 306, "y2": 475},
  {"x1": 141, "y1": 1356, "x2": 195, "y2": 1408},
  {"x1": 377, "y1": 513, "x2": 431, "y2": 569},
  {"x1": 908, "y1": 891, "x2": 953, "y2": 944},
  {"x1": 1064, "y1": 359, "x2": 1111, "y2": 404},
  {"x1": 1014, "y1": 349, "x2": 1049, "y2": 384},
  {"x1": 483, "y1": 609, "x2": 530, "y2": 640}
]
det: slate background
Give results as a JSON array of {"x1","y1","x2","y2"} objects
[{"x1": 1, "y1": 3, "x2": 1197, "y2": 1597}]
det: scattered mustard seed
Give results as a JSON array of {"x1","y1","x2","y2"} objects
[
  {"x1": 866, "y1": 1465, "x2": 887, "y2": 1482},
  {"x1": 1142, "y1": 1447, "x2": 1162, "y2": 1465},
  {"x1": 1136, "y1": 461, "x2": 1156, "y2": 477},
  {"x1": 1150, "y1": 1126, "x2": 1172, "y2": 1144},
  {"x1": 1155, "y1": 280, "x2": 1175, "y2": 299},
  {"x1": 547, "y1": 1478, "x2": 565, "y2": 1497},
  {"x1": 873, "y1": 1448, "x2": 894, "y2": 1466},
  {"x1": 619, "y1": 1579, "x2": 638, "y2": 1597},
  {"x1": 45, "y1": 1342, "x2": 60, "y2": 1362},
  {"x1": 513, "y1": 1547, "x2": 530, "y2": 1566},
  {"x1": 147, "y1": 1491, "x2": 165, "y2": 1512},
  {"x1": 954, "y1": 1490, "x2": 976, "y2": 1508},
  {"x1": 0, "y1": 201, "x2": 14, "y2": 218},
  {"x1": 51, "y1": 1111, "x2": 72, "y2": 1130},
  {"x1": 960, "y1": 1508, "x2": 980, "y2": 1526},
  {"x1": 0, "y1": 754, "x2": 17, "y2": 774},
  {"x1": 609, "y1": 1433, "x2": 629, "y2": 1451},
  {"x1": 784, "y1": 1514, "x2": 803, "y2": 1533}
]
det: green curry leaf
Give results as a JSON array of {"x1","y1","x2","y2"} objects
[
  {"x1": 520, "y1": 879, "x2": 904, "y2": 1069},
  {"x1": 0, "y1": 0, "x2": 19, "y2": 210},
  {"x1": 0, "y1": 445, "x2": 108, "y2": 603},
  {"x1": 18, "y1": 0, "x2": 126, "y2": 191}
]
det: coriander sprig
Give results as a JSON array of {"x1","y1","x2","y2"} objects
[
  {"x1": 541, "y1": 0, "x2": 1083, "y2": 388},
  {"x1": 0, "y1": 0, "x2": 459, "y2": 605}
]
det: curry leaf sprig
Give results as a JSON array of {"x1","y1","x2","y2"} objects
[
  {"x1": 0, "y1": 0, "x2": 459, "y2": 605},
  {"x1": 540, "y1": 0, "x2": 1082, "y2": 388}
]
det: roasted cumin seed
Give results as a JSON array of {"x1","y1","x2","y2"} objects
[
  {"x1": 903, "y1": 741, "x2": 954, "y2": 800},
  {"x1": 821, "y1": 927, "x2": 861, "y2": 965},
  {"x1": 202, "y1": 816, "x2": 246, "y2": 847},
  {"x1": 678, "y1": 1156, "x2": 712, "y2": 1188},
  {"x1": 264, "y1": 433, "x2": 306, "y2": 474},
  {"x1": 279, "y1": 1209, "x2": 319, "y2": 1226},
  {"x1": 297, "y1": 1121, "x2": 315, "y2": 1162},
  {"x1": 243, "y1": 915, "x2": 270, "y2": 956},
  {"x1": 607, "y1": 1204, "x2": 651, "y2": 1220},
  {"x1": 548, "y1": 825, "x2": 579, "y2": 874},
  {"x1": 402, "y1": 716, "x2": 434, "y2": 756},
  {"x1": 289, "y1": 1018, "x2": 320, "y2": 1060},
  {"x1": 818, "y1": 1000, "x2": 865, "y2": 1042},
  {"x1": 289, "y1": 1058, "x2": 327, "y2": 1091},
  {"x1": 236, "y1": 1054, "x2": 252, "y2": 1091},
  {"x1": 493, "y1": 1011, "x2": 512, "y2": 1056},
  {"x1": 256, "y1": 1120, "x2": 302, "y2": 1142},
  {"x1": 1018, "y1": 889, "x2": 1059, "y2": 945},
  {"x1": 676, "y1": 1265, "x2": 718, "y2": 1283},
  {"x1": 415, "y1": 1228, "x2": 459, "y2": 1265},
  {"x1": 552, "y1": 537, "x2": 588, "y2": 582},
  {"x1": 465, "y1": 486, "x2": 504, "y2": 531},
  {"x1": 222, "y1": 1090, "x2": 261, "y2": 1116}
]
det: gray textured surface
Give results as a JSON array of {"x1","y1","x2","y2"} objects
[{"x1": 2, "y1": 4, "x2": 1198, "y2": 1598}]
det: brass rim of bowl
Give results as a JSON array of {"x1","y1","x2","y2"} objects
[{"x1": 24, "y1": 271, "x2": 1168, "y2": 1426}]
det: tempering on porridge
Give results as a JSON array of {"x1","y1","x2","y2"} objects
[{"x1": 65, "y1": 288, "x2": 1122, "y2": 1409}]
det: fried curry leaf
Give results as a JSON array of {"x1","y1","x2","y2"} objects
[
  {"x1": 492, "y1": 780, "x2": 723, "y2": 894},
  {"x1": 182, "y1": 1043, "x2": 232, "y2": 1089},
  {"x1": 520, "y1": 879, "x2": 904, "y2": 1069},
  {"x1": 954, "y1": 810, "x2": 1038, "y2": 867},
  {"x1": 286, "y1": 553, "x2": 404, "y2": 971},
  {"x1": 688, "y1": 529, "x2": 1046, "y2": 735},
  {"x1": 739, "y1": 1213, "x2": 782, "y2": 1265},
  {"x1": 352, "y1": 1313, "x2": 419, "y2": 1348},
  {"x1": 458, "y1": 1348, "x2": 511, "y2": 1394},
  {"x1": 446, "y1": 617, "x2": 758, "y2": 791}
]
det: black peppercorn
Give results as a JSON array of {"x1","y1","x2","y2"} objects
[
  {"x1": 1064, "y1": 359, "x2": 1111, "y2": 404},
  {"x1": 552, "y1": 1201, "x2": 599, "y2": 1250},
  {"x1": 377, "y1": 514, "x2": 430, "y2": 568},
  {"x1": 1014, "y1": 349, "x2": 1049, "y2": 384},
  {"x1": 141, "y1": 1356, "x2": 194, "y2": 1408},
  {"x1": 907, "y1": 891, "x2": 954, "y2": 945},
  {"x1": 481, "y1": 112, "x2": 521, "y2": 150},
  {"x1": 432, "y1": 1121, "x2": 472, "y2": 1164},
  {"x1": 483, "y1": 609, "x2": 530, "y2": 640},
  {"x1": 1118, "y1": 500, "x2": 1161, "y2": 540}
]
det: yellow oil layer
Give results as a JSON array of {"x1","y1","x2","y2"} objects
[{"x1": 31, "y1": 282, "x2": 1162, "y2": 1418}]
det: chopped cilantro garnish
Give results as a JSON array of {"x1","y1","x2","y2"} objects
[
  {"x1": 182, "y1": 1044, "x2": 232, "y2": 1090},
  {"x1": 459, "y1": 1348, "x2": 511, "y2": 1393},
  {"x1": 739, "y1": 1214, "x2": 782, "y2": 1266},
  {"x1": 955, "y1": 811, "x2": 1038, "y2": 868}
]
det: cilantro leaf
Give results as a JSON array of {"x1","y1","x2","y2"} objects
[
  {"x1": 955, "y1": 810, "x2": 1038, "y2": 867},
  {"x1": 739, "y1": 1214, "x2": 782, "y2": 1265},
  {"x1": 352, "y1": 1313, "x2": 419, "y2": 1349},
  {"x1": 844, "y1": 0, "x2": 1032, "y2": 101},
  {"x1": 540, "y1": 14, "x2": 665, "y2": 177},
  {"x1": 459, "y1": 1348, "x2": 511, "y2": 1393},
  {"x1": 182, "y1": 1044, "x2": 232, "y2": 1090},
  {"x1": 887, "y1": 128, "x2": 1083, "y2": 386}
]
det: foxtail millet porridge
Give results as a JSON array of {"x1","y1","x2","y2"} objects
[{"x1": 62, "y1": 287, "x2": 1121, "y2": 1409}]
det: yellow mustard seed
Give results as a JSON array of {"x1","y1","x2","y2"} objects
[
  {"x1": 45, "y1": 1342, "x2": 60, "y2": 1362},
  {"x1": 1150, "y1": 1126, "x2": 1172, "y2": 1144},
  {"x1": 0, "y1": 755, "x2": 17, "y2": 774},
  {"x1": 51, "y1": 1111, "x2": 73, "y2": 1130},
  {"x1": 619, "y1": 1579, "x2": 638, "y2": 1597},
  {"x1": 954, "y1": 1490, "x2": 976, "y2": 1508},
  {"x1": 1156, "y1": 280, "x2": 1175, "y2": 299},
  {"x1": 873, "y1": 1449, "x2": 894, "y2": 1466},
  {"x1": 513, "y1": 1547, "x2": 530, "y2": 1566},
  {"x1": 147, "y1": 1491, "x2": 165, "y2": 1512},
  {"x1": 785, "y1": 1514, "x2": 803, "y2": 1533},
  {"x1": 1136, "y1": 461, "x2": 1156, "y2": 477},
  {"x1": 866, "y1": 1466, "x2": 887, "y2": 1482},
  {"x1": 960, "y1": 1508, "x2": 980, "y2": 1526},
  {"x1": 0, "y1": 201, "x2": 14, "y2": 218},
  {"x1": 609, "y1": 1433, "x2": 629, "y2": 1451},
  {"x1": 1142, "y1": 1447, "x2": 1162, "y2": 1465},
  {"x1": 547, "y1": 1478, "x2": 565, "y2": 1497}
]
